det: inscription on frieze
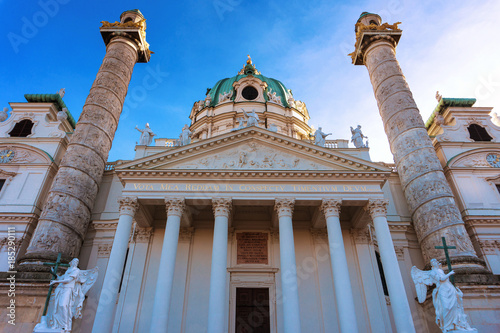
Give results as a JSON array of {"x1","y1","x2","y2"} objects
[{"x1": 236, "y1": 232, "x2": 268, "y2": 264}]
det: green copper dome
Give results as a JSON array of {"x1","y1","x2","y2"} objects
[{"x1": 207, "y1": 62, "x2": 293, "y2": 107}]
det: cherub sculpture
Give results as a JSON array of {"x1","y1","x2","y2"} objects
[
  {"x1": 411, "y1": 259, "x2": 477, "y2": 332},
  {"x1": 34, "y1": 258, "x2": 98, "y2": 332}
]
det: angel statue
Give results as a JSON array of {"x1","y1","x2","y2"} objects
[
  {"x1": 34, "y1": 258, "x2": 98, "y2": 332},
  {"x1": 411, "y1": 259, "x2": 477, "y2": 332}
]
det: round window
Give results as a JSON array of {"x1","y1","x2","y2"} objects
[{"x1": 242, "y1": 86, "x2": 258, "y2": 100}]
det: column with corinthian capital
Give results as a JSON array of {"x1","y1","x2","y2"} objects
[
  {"x1": 275, "y1": 198, "x2": 301, "y2": 333},
  {"x1": 207, "y1": 198, "x2": 232, "y2": 333},
  {"x1": 321, "y1": 199, "x2": 358, "y2": 333},
  {"x1": 92, "y1": 196, "x2": 139, "y2": 333},
  {"x1": 149, "y1": 198, "x2": 185, "y2": 333},
  {"x1": 367, "y1": 199, "x2": 415, "y2": 333}
]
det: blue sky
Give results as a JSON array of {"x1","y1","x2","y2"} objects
[{"x1": 1, "y1": 0, "x2": 499, "y2": 162}]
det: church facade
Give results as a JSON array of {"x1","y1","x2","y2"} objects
[{"x1": 0, "y1": 10, "x2": 500, "y2": 333}]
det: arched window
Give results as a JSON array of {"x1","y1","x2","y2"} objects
[
  {"x1": 9, "y1": 119, "x2": 34, "y2": 137},
  {"x1": 369, "y1": 20, "x2": 378, "y2": 25},
  {"x1": 123, "y1": 17, "x2": 133, "y2": 23},
  {"x1": 468, "y1": 124, "x2": 492, "y2": 141}
]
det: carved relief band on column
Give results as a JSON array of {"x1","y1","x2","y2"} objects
[
  {"x1": 165, "y1": 197, "x2": 186, "y2": 217},
  {"x1": 274, "y1": 198, "x2": 294, "y2": 217},
  {"x1": 212, "y1": 197, "x2": 232, "y2": 218},
  {"x1": 320, "y1": 198, "x2": 342, "y2": 219}
]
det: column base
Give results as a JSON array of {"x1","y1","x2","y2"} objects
[{"x1": 17, "y1": 251, "x2": 73, "y2": 272}]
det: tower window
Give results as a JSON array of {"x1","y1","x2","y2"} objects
[
  {"x1": 123, "y1": 18, "x2": 133, "y2": 23},
  {"x1": 9, "y1": 119, "x2": 34, "y2": 137},
  {"x1": 0, "y1": 179, "x2": 5, "y2": 191},
  {"x1": 242, "y1": 86, "x2": 258, "y2": 100},
  {"x1": 468, "y1": 124, "x2": 492, "y2": 141}
]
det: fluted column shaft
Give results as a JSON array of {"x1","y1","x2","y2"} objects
[
  {"x1": 275, "y1": 198, "x2": 301, "y2": 333},
  {"x1": 354, "y1": 28, "x2": 478, "y2": 266},
  {"x1": 321, "y1": 199, "x2": 359, "y2": 333},
  {"x1": 207, "y1": 198, "x2": 232, "y2": 333},
  {"x1": 149, "y1": 198, "x2": 185, "y2": 333},
  {"x1": 92, "y1": 197, "x2": 138, "y2": 333},
  {"x1": 23, "y1": 34, "x2": 146, "y2": 264},
  {"x1": 368, "y1": 199, "x2": 415, "y2": 333}
]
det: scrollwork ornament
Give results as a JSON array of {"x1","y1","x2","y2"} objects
[
  {"x1": 274, "y1": 198, "x2": 295, "y2": 218},
  {"x1": 320, "y1": 198, "x2": 342, "y2": 219},
  {"x1": 367, "y1": 199, "x2": 389, "y2": 218},
  {"x1": 165, "y1": 197, "x2": 185, "y2": 217},
  {"x1": 118, "y1": 196, "x2": 139, "y2": 216},
  {"x1": 212, "y1": 197, "x2": 232, "y2": 217}
]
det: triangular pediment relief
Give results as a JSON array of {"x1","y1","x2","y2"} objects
[{"x1": 117, "y1": 127, "x2": 390, "y2": 173}]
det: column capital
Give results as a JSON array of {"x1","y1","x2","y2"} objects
[
  {"x1": 350, "y1": 15, "x2": 402, "y2": 65},
  {"x1": 212, "y1": 197, "x2": 232, "y2": 218},
  {"x1": 118, "y1": 196, "x2": 139, "y2": 216},
  {"x1": 367, "y1": 199, "x2": 389, "y2": 218},
  {"x1": 321, "y1": 198, "x2": 342, "y2": 219},
  {"x1": 165, "y1": 197, "x2": 185, "y2": 218},
  {"x1": 275, "y1": 198, "x2": 295, "y2": 218}
]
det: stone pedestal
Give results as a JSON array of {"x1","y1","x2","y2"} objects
[
  {"x1": 351, "y1": 13, "x2": 484, "y2": 272},
  {"x1": 20, "y1": 10, "x2": 151, "y2": 268}
]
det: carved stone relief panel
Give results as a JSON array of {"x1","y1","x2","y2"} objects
[{"x1": 168, "y1": 141, "x2": 332, "y2": 170}]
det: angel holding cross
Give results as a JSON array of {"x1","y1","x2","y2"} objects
[
  {"x1": 411, "y1": 259, "x2": 476, "y2": 332},
  {"x1": 34, "y1": 258, "x2": 98, "y2": 332}
]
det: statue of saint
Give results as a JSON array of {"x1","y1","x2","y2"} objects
[
  {"x1": 34, "y1": 258, "x2": 98, "y2": 332},
  {"x1": 314, "y1": 127, "x2": 331, "y2": 147},
  {"x1": 242, "y1": 109, "x2": 259, "y2": 127},
  {"x1": 180, "y1": 124, "x2": 193, "y2": 146},
  {"x1": 350, "y1": 125, "x2": 367, "y2": 148},
  {"x1": 135, "y1": 123, "x2": 156, "y2": 146},
  {"x1": 411, "y1": 259, "x2": 477, "y2": 332}
]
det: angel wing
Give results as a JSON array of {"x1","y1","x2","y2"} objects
[
  {"x1": 71, "y1": 267, "x2": 99, "y2": 319},
  {"x1": 78, "y1": 266, "x2": 99, "y2": 297},
  {"x1": 411, "y1": 266, "x2": 435, "y2": 303}
]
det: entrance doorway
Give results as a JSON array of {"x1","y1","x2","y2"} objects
[{"x1": 235, "y1": 288, "x2": 270, "y2": 333}]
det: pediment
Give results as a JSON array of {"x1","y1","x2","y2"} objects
[
  {"x1": 449, "y1": 148, "x2": 500, "y2": 168},
  {"x1": 117, "y1": 127, "x2": 390, "y2": 173},
  {"x1": 0, "y1": 144, "x2": 52, "y2": 164}
]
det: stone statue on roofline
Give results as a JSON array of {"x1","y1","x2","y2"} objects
[
  {"x1": 314, "y1": 127, "x2": 331, "y2": 147},
  {"x1": 350, "y1": 125, "x2": 368, "y2": 148},
  {"x1": 57, "y1": 88, "x2": 66, "y2": 98},
  {"x1": 136, "y1": 123, "x2": 156, "y2": 146},
  {"x1": 180, "y1": 124, "x2": 193, "y2": 146},
  {"x1": 0, "y1": 107, "x2": 9, "y2": 122},
  {"x1": 34, "y1": 258, "x2": 98, "y2": 332},
  {"x1": 411, "y1": 259, "x2": 477, "y2": 332}
]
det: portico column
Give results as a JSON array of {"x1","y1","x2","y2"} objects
[
  {"x1": 367, "y1": 199, "x2": 415, "y2": 333},
  {"x1": 92, "y1": 196, "x2": 138, "y2": 333},
  {"x1": 207, "y1": 198, "x2": 232, "y2": 333},
  {"x1": 275, "y1": 198, "x2": 301, "y2": 333},
  {"x1": 149, "y1": 198, "x2": 185, "y2": 333},
  {"x1": 321, "y1": 199, "x2": 359, "y2": 333}
]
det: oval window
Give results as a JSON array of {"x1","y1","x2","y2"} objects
[{"x1": 242, "y1": 86, "x2": 258, "y2": 100}]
